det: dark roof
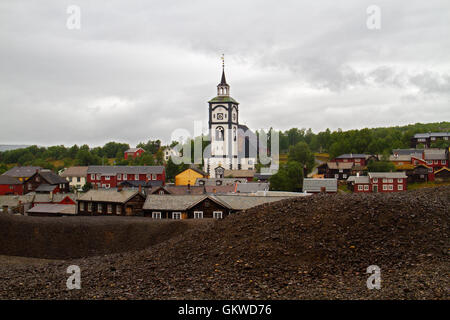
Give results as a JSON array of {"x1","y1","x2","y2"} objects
[
  {"x1": 0, "y1": 175, "x2": 22, "y2": 185},
  {"x1": 87, "y1": 166, "x2": 164, "y2": 175},
  {"x1": 219, "y1": 68, "x2": 228, "y2": 86},
  {"x1": 413, "y1": 132, "x2": 450, "y2": 138},
  {"x1": 2, "y1": 166, "x2": 42, "y2": 178},
  {"x1": 79, "y1": 189, "x2": 144, "y2": 203},
  {"x1": 152, "y1": 185, "x2": 206, "y2": 195},
  {"x1": 119, "y1": 180, "x2": 163, "y2": 188},
  {"x1": 39, "y1": 170, "x2": 68, "y2": 184},
  {"x1": 35, "y1": 184, "x2": 58, "y2": 192}
]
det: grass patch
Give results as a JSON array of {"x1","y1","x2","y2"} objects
[{"x1": 407, "y1": 180, "x2": 450, "y2": 190}]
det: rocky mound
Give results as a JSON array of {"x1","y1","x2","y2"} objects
[
  {"x1": 0, "y1": 215, "x2": 207, "y2": 259},
  {"x1": 0, "y1": 186, "x2": 448, "y2": 299}
]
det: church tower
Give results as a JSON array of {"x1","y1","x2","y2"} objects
[{"x1": 205, "y1": 57, "x2": 241, "y2": 177}]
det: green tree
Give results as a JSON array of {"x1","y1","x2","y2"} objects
[{"x1": 288, "y1": 142, "x2": 315, "y2": 173}]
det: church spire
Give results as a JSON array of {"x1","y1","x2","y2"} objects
[{"x1": 217, "y1": 54, "x2": 230, "y2": 96}]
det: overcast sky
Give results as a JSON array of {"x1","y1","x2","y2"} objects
[{"x1": 0, "y1": 0, "x2": 449, "y2": 147}]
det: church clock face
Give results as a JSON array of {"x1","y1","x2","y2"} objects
[{"x1": 217, "y1": 113, "x2": 223, "y2": 120}]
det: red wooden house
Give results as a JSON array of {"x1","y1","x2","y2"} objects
[
  {"x1": 334, "y1": 154, "x2": 369, "y2": 166},
  {"x1": 0, "y1": 176, "x2": 24, "y2": 195},
  {"x1": 124, "y1": 148, "x2": 145, "y2": 160},
  {"x1": 87, "y1": 166, "x2": 165, "y2": 189},
  {"x1": 350, "y1": 172, "x2": 407, "y2": 193}
]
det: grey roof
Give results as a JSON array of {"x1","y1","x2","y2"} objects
[
  {"x1": 392, "y1": 149, "x2": 424, "y2": 156},
  {"x1": 143, "y1": 195, "x2": 229, "y2": 211},
  {"x1": 335, "y1": 154, "x2": 367, "y2": 159},
  {"x1": 195, "y1": 178, "x2": 247, "y2": 186},
  {"x1": 302, "y1": 178, "x2": 338, "y2": 192},
  {"x1": 39, "y1": 170, "x2": 68, "y2": 184},
  {"x1": 0, "y1": 175, "x2": 22, "y2": 185},
  {"x1": 215, "y1": 195, "x2": 289, "y2": 210},
  {"x1": 224, "y1": 169, "x2": 256, "y2": 178},
  {"x1": 35, "y1": 184, "x2": 58, "y2": 192},
  {"x1": 60, "y1": 166, "x2": 88, "y2": 178},
  {"x1": 33, "y1": 193, "x2": 78, "y2": 203},
  {"x1": 368, "y1": 172, "x2": 407, "y2": 179},
  {"x1": 413, "y1": 132, "x2": 450, "y2": 138},
  {"x1": 0, "y1": 194, "x2": 35, "y2": 207},
  {"x1": 327, "y1": 162, "x2": 354, "y2": 170},
  {"x1": 236, "y1": 183, "x2": 269, "y2": 193},
  {"x1": 27, "y1": 204, "x2": 76, "y2": 215},
  {"x1": 389, "y1": 155, "x2": 412, "y2": 162},
  {"x1": 119, "y1": 180, "x2": 163, "y2": 188},
  {"x1": 424, "y1": 149, "x2": 447, "y2": 160},
  {"x1": 78, "y1": 189, "x2": 144, "y2": 203},
  {"x1": 2, "y1": 166, "x2": 41, "y2": 178},
  {"x1": 349, "y1": 176, "x2": 371, "y2": 184},
  {"x1": 87, "y1": 166, "x2": 164, "y2": 175}
]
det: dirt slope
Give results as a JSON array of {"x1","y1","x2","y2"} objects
[{"x1": 0, "y1": 186, "x2": 448, "y2": 299}]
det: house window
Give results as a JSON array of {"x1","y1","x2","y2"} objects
[
  {"x1": 123, "y1": 174, "x2": 127, "y2": 180},
  {"x1": 91, "y1": 174, "x2": 95, "y2": 180},
  {"x1": 358, "y1": 185, "x2": 363, "y2": 191},
  {"x1": 334, "y1": 174, "x2": 338, "y2": 179},
  {"x1": 213, "y1": 211, "x2": 223, "y2": 219},
  {"x1": 342, "y1": 174, "x2": 347, "y2": 179},
  {"x1": 88, "y1": 202, "x2": 92, "y2": 212},
  {"x1": 117, "y1": 174, "x2": 122, "y2": 180},
  {"x1": 388, "y1": 178, "x2": 393, "y2": 183},
  {"x1": 373, "y1": 178, "x2": 378, "y2": 183},
  {"x1": 199, "y1": 180, "x2": 205, "y2": 186},
  {"x1": 441, "y1": 160, "x2": 446, "y2": 165},
  {"x1": 77, "y1": 177, "x2": 81, "y2": 182},
  {"x1": 117, "y1": 206, "x2": 122, "y2": 215},
  {"x1": 397, "y1": 178, "x2": 403, "y2": 183},
  {"x1": 364, "y1": 185, "x2": 369, "y2": 191},
  {"x1": 152, "y1": 174, "x2": 157, "y2": 180},
  {"x1": 434, "y1": 160, "x2": 439, "y2": 164},
  {"x1": 398, "y1": 185, "x2": 403, "y2": 191},
  {"x1": 107, "y1": 204, "x2": 112, "y2": 214},
  {"x1": 388, "y1": 185, "x2": 393, "y2": 190},
  {"x1": 152, "y1": 212, "x2": 161, "y2": 219},
  {"x1": 172, "y1": 212, "x2": 181, "y2": 220},
  {"x1": 98, "y1": 203, "x2": 103, "y2": 213},
  {"x1": 105, "y1": 176, "x2": 110, "y2": 180},
  {"x1": 426, "y1": 160, "x2": 433, "y2": 165},
  {"x1": 96, "y1": 174, "x2": 101, "y2": 180},
  {"x1": 194, "y1": 211, "x2": 203, "y2": 219},
  {"x1": 383, "y1": 185, "x2": 387, "y2": 191},
  {"x1": 135, "y1": 174, "x2": 139, "y2": 180}
]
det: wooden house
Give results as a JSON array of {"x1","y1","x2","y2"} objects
[
  {"x1": 143, "y1": 195, "x2": 231, "y2": 219},
  {"x1": 302, "y1": 178, "x2": 338, "y2": 193},
  {"x1": 223, "y1": 169, "x2": 256, "y2": 182},
  {"x1": 124, "y1": 148, "x2": 145, "y2": 160},
  {"x1": 87, "y1": 165, "x2": 165, "y2": 189},
  {"x1": 0, "y1": 176, "x2": 24, "y2": 195},
  {"x1": 410, "y1": 132, "x2": 450, "y2": 148},
  {"x1": 77, "y1": 189, "x2": 146, "y2": 216},
  {"x1": 350, "y1": 172, "x2": 407, "y2": 193},
  {"x1": 24, "y1": 169, "x2": 70, "y2": 194}
]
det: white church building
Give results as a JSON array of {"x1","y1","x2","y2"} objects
[{"x1": 203, "y1": 63, "x2": 258, "y2": 178}]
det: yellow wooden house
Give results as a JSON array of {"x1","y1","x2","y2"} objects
[{"x1": 175, "y1": 167, "x2": 208, "y2": 186}]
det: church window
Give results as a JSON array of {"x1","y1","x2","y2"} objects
[{"x1": 216, "y1": 127, "x2": 224, "y2": 141}]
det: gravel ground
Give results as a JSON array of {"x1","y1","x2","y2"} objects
[{"x1": 0, "y1": 186, "x2": 448, "y2": 300}]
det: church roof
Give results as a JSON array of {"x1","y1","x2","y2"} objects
[
  {"x1": 208, "y1": 96, "x2": 239, "y2": 104},
  {"x1": 219, "y1": 69, "x2": 228, "y2": 86}
]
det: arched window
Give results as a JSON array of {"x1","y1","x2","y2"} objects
[
  {"x1": 216, "y1": 126, "x2": 224, "y2": 141},
  {"x1": 233, "y1": 127, "x2": 237, "y2": 141}
]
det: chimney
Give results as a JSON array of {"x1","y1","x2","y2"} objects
[{"x1": 138, "y1": 185, "x2": 142, "y2": 193}]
